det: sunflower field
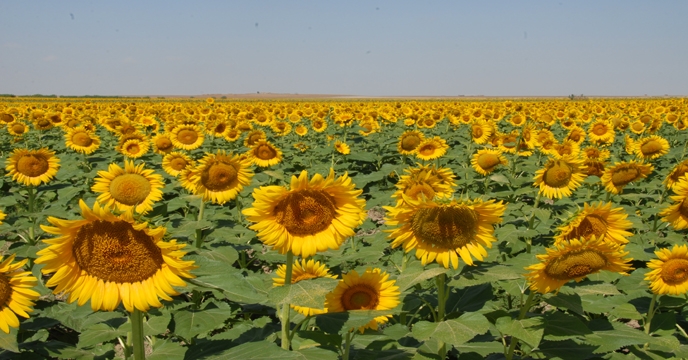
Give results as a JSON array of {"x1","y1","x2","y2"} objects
[{"x1": 1, "y1": 97, "x2": 688, "y2": 359}]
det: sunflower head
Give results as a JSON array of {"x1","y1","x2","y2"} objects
[
  {"x1": 554, "y1": 202, "x2": 632, "y2": 245},
  {"x1": 397, "y1": 130, "x2": 425, "y2": 155},
  {"x1": 5, "y1": 148, "x2": 60, "y2": 186},
  {"x1": 65, "y1": 127, "x2": 101, "y2": 154},
  {"x1": 471, "y1": 149, "x2": 508, "y2": 176},
  {"x1": 162, "y1": 152, "x2": 195, "y2": 177},
  {"x1": 151, "y1": 133, "x2": 175, "y2": 154},
  {"x1": 659, "y1": 178, "x2": 688, "y2": 230},
  {"x1": 646, "y1": 245, "x2": 688, "y2": 295},
  {"x1": 533, "y1": 155, "x2": 586, "y2": 199},
  {"x1": 415, "y1": 136, "x2": 448, "y2": 161},
  {"x1": 191, "y1": 150, "x2": 254, "y2": 205},
  {"x1": 634, "y1": 135, "x2": 670, "y2": 161},
  {"x1": 601, "y1": 161, "x2": 654, "y2": 194},
  {"x1": 334, "y1": 140, "x2": 351, "y2": 155},
  {"x1": 0, "y1": 255, "x2": 39, "y2": 333},
  {"x1": 171, "y1": 124, "x2": 205, "y2": 150},
  {"x1": 666, "y1": 160, "x2": 688, "y2": 190},
  {"x1": 91, "y1": 160, "x2": 165, "y2": 214}
]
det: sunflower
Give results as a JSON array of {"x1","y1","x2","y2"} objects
[
  {"x1": 554, "y1": 202, "x2": 632, "y2": 245},
  {"x1": 171, "y1": 124, "x2": 204, "y2": 150},
  {"x1": 7, "y1": 121, "x2": 29, "y2": 137},
  {"x1": 415, "y1": 136, "x2": 449, "y2": 161},
  {"x1": 630, "y1": 120, "x2": 646, "y2": 135},
  {"x1": 385, "y1": 197, "x2": 505, "y2": 269},
  {"x1": 565, "y1": 126, "x2": 586, "y2": 145},
  {"x1": 533, "y1": 155, "x2": 586, "y2": 199},
  {"x1": 0, "y1": 209, "x2": 5, "y2": 224},
  {"x1": 248, "y1": 140, "x2": 283, "y2": 167},
  {"x1": 525, "y1": 236, "x2": 633, "y2": 294},
  {"x1": 324, "y1": 268, "x2": 400, "y2": 333},
  {"x1": 393, "y1": 164, "x2": 456, "y2": 202},
  {"x1": 271, "y1": 121, "x2": 292, "y2": 136},
  {"x1": 471, "y1": 120, "x2": 493, "y2": 144},
  {"x1": 273, "y1": 259, "x2": 337, "y2": 316},
  {"x1": 65, "y1": 127, "x2": 101, "y2": 154},
  {"x1": 224, "y1": 128, "x2": 242, "y2": 142},
  {"x1": 191, "y1": 150, "x2": 253, "y2": 205},
  {"x1": 665, "y1": 160, "x2": 688, "y2": 190},
  {"x1": 334, "y1": 140, "x2": 351, "y2": 155},
  {"x1": 471, "y1": 149, "x2": 508, "y2": 176},
  {"x1": 583, "y1": 159, "x2": 606, "y2": 178},
  {"x1": 397, "y1": 130, "x2": 425, "y2": 155},
  {"x1": 119, "y1": 139, "x2": 150, "y2": 159},
  {"x1": 634, "y1": 135, "x2": 670, "y2": 161},
  {"x1": 162, "y1": 152, "x2": 195, "y2": 177},
  {"x1": 0, "y1": 254, "x2": 39, "y2": 333},
  {"x1": 311, "y1": 118, "x2": 328, "y2": 133},
  {"x1": 295, "y1": 124, "x2": 309, "y2": 136},
  {"x1": 294, "y1": 142, "x2": 309, "y2": 153},
  {"x1": 659, "y1": 179, "x2": 688, "y2": 230},
  {"x1": 587, "y1": 120, "x2": 615, "y2": 144},
  {"x1": 243, "y1": 169, "x2": 366, "y2": 258},
  {"x1": 243, "y1": 129, "x2": 267, "y2": 148},
  {"x1": 33, "y1": 117, "x2": 54, "y2": 131},
  {"x1": 91, "y1": 160, "x2": 164, "y2": 215},
  {"x1": 151, "y1": 133, "x2": 175, "y2": 154},
  {"x1": 5, "y1": 148, "x2": 60, "y2": 187},
  {"x1": 646, "y1": 245, "x2": 688, "y2": 295},
  {"x1": 600, "y1": 161, "x2": 653, "y2": 194},
  {"x1": 582, "y1": 146, "x2": 610, "y2": 161},
  {"x1": 35, "y1": 200, "x2": 196, "y2": 312}
]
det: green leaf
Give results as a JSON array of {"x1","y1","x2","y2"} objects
[
  {"x1": 77, "y1": 323, "x2": 127, "y2": 349},
  {"x1": 143, "y1": 311, "x2": 172, "y2": 337},
  {"x1": 146, "y1": 340, "x2": 186, "y2": 360},
  {"x1": 206, "y1": 340, "x2": 301, "y2": 359},
  {"x1": 189, "y1": 272, "x2": 269, "y2": 304},
  {"x1": 489, "y1": 174, "x2": 510, "y2": 184},
  {"x1": 545, "y1": 292, "x2": 584, "y2": 315},
  {"x1": 650, "y1": 312, "x2": 676, "y2": 336},
  {"x1": 394, "y1": 266, "x2": 448, "y2": 292},
  {"x1": 609, "y1": 303, "x2": 643, "y2": 321},
  {"x1": 572, "y1": 283, "x2": 621, "y2": 296},
  {"x1": 454, "y1": 338, "x2": 504, "y2": 357},
  {"x1": 172, "y1": 307, "x2": 231, "y2": 340},
  {"x1": 446, "y1": 283, "x2": 493, "y2": 314},
  {"x1": 315, "y1": 309, "x2": 398, "y2": 334},
  {"x1": 539, "y1": 339, "x2": 597, "y2": 360},
  {"x1": 411, "y1": 313, "x2": 491, "y2": 347},
  {"x1": 0, "y1": 328, "x2": 18, "y2": 353},
  {"x1": 198, "y1": 244, "x2": 239, "y2": 265},
  {"x1": 543, "y1": 312, "x2": 592, "y2": 341},
  {"x1": 584, "y1": 321, "x2": 653, "y2": 353},
  {"x1": 268, "y1": 277, "x2": 338, "y2": 308},
  {"x1": 495, "y1": 316, "x2": 544, "y2": 349}
]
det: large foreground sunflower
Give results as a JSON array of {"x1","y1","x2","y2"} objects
[
  {"x1": 533, "y1": 155, "x2": 586, "y2": 199},
  {"x1": 324, "y1": 268, "x2": 400, "y2": 333},
  {"x1": 243, "y1": 169, "x2": 366, "y2": 258},
  {"x1": 36, "y1": 200, "x2": 196, "y2": 312},
  {"x1": 525, "y1": 236, "x2": 633, "y2": 294},
  {"x1": 91, "y1": 160, "x2": 164, "y2": 215},
  {"x1": 191, "y1": 150, "x2": 254, "y2": 205},
  {"x1": 5, "y1": 148, "x2": 60, "y2": 186},
  {"x1": 554, "y1": 202, "x2": 632, "y2": 245},
  {"x1": 600, "y1": 161, "x2": 653, "y2": 194},
  {"x1": 0, "y1": 255, "x2": 39, "y2": 333},
  {"x1": 646, "y1": 244, "x2": 688, "y2": 295},
  {"x1": 385, "y1": 197, "x2": 505, "y2": 269},
  {"x1": 273, "y1": 259, "x2": 337, "y2": 316},
  {"x1": 659, "y1": 178, "x2": 688, "y2": 230}
]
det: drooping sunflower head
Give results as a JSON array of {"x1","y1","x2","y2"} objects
[
  {"x1": 471, "y1": 149, "x2": 508, "y2": 176},
  {"x1": 415, "y1": 136, "x2": 449, "y2": 161},
  {"x1": 533, "y1": 155, "x2": 586, "y2": 199},
  {"x1": 665, "y1": 160, "x2": 688, "y2": 190},
  {"x1": 555, "y1": 202, "x2": 633, "y2": 245},
  {"x1": 162, "y1": 151, "x2": 195, "y2": 177},
  {"x1": 385, "y1": 197, "x2": 506, "y2": 269},
  {"x1": 243, "y1": 169, "x2": 366, "y2": 258},
  {"x1": 191, "y1": 150, "x2": 254, "y2": 205},
  {"x1": 525, "y1": 236, "x2": 633, "y2": 294},
  {"x1": 36, "y1": 200, "x2": 196, "y2": 312},
  {"x1": 634, "y1": 135, "x2": 670, "y2": 161},
  {"x1": 0, "y1": 254, "x2": 39, "y2": 333},
  {"x1": 273, "y1": 259, "x2": 337, "y2": 316},
  {"x1": 646, "y1": 245, "x2": 688, "y2": 295},
  {"x1": 393, "y1": 164, "x2": 456, "y2": 201},
  {"x1": 5, "y1": 148, "x2": 60, "y2": 187},
  {"x1": 65, "y1": 127, "x2": 101, "y2": 154},
  {"x1": 324, "y1": 268, "x2": 400, "y2": 333},
  {"x1": 171, "y1": 124, "x2": 204, "y2": 150},
  {"x1": 397, "y1": 130, "x2": 425, "y2": 155},
  {"x1": 91, "y1": 160, "x2": 165, "y2": 215},
  {"x1": 248, "y1": 140, "x2": 283, "y2": 167},
  {"x1": 334, "y1": 140, "x2": 351, "y2": 155},
  {"x1": 600, "y1": 161, "x2": 654, "y2": 194}
]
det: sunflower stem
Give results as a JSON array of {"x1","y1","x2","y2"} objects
[
  {"x1": 342, "y1": 330, "x2": 355, "y2": 360},
  {"x1": 281, "y1": 251, "x2": 294, "y2": 350},
  {"x1": 27, "y1": 186, "x2": 36, "y2": 244},
  {"x1": 195, "y1": 199, "x2": 205, "y2": 249},
  {"x1": 505, "y1": 291, "x2": 536, "y2": 360},
  {"x1": 644, "y1": 293, "x2": 658, "y2": 335},
  {"x1": 435, "y1": 273, "x2": 448, "y2": 360},
  {"x1": 651, "y1": 187, "x2": 668, "y2": 232},
  {"x1": 130, "y1": 309, "x2": 146, "y2": 360}
]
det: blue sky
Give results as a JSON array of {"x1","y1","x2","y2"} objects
[{"x1": 1, "y1": 1, "x2": 686, "y2": 96}]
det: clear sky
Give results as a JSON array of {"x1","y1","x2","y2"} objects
[{"x1": 1, "y1": 1, "x2": 686, "y2": 97}]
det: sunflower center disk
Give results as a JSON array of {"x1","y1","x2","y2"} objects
[
  {"x1": 0, "y1": 274, "x2": 11, "y2": 306},
  {"x1": 567, "y1": 214, "x2": 607, "y2": 240},
  {"x1": 273, "y1": 190, "x2": 337, "y2": 236},
  {"x1": 342, "y1": 285, "x2": 379, "y2": 310},
  {"x1": 109, "y1": 174, "x2": 152, "y2": 206},
  {"x1": 11, "y1": 124, "x2": 25, "y2": 133},
  {"x1": 72, "y1": 220, "x2": 164, "y2": 283},
  {"x1": 472, "y1": 127, "x2": 483, "y2": 138},
  {"x1": 477, "y1": 154, "x2": 501, "y2": 170},
  {"x1": 202, "y1": 161, "x2": 238, "y2": 191},
  {"x1": 17, "y1": 154, "x2": 50, "y2": 177},
  {"x1": 593, "y1": 124, "x2": 607, "y2": 136},
  {"x1": 543, "y1": 160, "x2": 572, "y2": 188},
  {"x1": 126, "y1": 143, "x2": 141, "y2": 154},
  {"x1": 411, "y1": 205, "x2": 478, "y2": 249},
  {"x1": 611, "y1": 166, "x2": 640, "y2": 186},
  {"x1": 72, "y1": 132, "x2": 94, "y2": 146},
  {"x1": 177, "y1": 129, "x2": 199, "y2": 144},
  {"x1": 544, "y1": 250, "x2": 607, "y2": 280},
  {"x1": 401, "y1": 135, "x2": 421, "y2": 151},
  {"x1": 255, "y1": 145, "x2": 277, "y2": 160},
  {"x1": 247, "y1": 134, "x2": 263, "y2": 146},
  {"x1": 418, "y1": 144, "x2": 437, "y2": 156},
  {"x1": 156, "y1": 138, "x2": 173, "y2": 151},
  {"x1": 170, "y1": 158, "x2": 188, "y2": 171},
  {"x1": 660, "y1": 259, "x2": 688, "y2": 285},
  {"x1": 640, "y1": 140, "x2": 662, "y2": 156}
]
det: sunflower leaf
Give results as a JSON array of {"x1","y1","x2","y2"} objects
[
  {"x1": 495, "y1": 316, "x2": 545, "y2": 349},
  {"x1": 394, "y1": 266, "x2": 448, "y2": 292},
  {"x1": 171, "y1": 307, "x2": 230, "y2": 341},
  {"x1": 0, "y1": 327, "x2": 18, "y2": 353},
  {"x1": 268, "y1": 277, "x2": 339, "y2": 308},
  {"x1": 77, "y1": 322, "x2": 127, "y2": 349},
  {"x1": 411, "y1": 313, "x2": 491, "y2": 347}
]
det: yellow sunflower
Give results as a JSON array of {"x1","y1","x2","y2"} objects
[
  {"x1": 587, "y1": 120, "x2": 615, "y2": 144},
  {"x1": 415, "y1": 136, "x2": 449, "y2": 161},
  {"x1": 243, "y1": 169, "x2": 367, "y2": 258},
  {"x1": 334, "y1": 140, "x2": 351, "y2": 155},
  {"x1": 664, "y1": 160, "x2": 688, "y2": 190},
  {"x1": 554, "y1": 202, "x2": 632, "y2": 245},
  {"x1": 119, "y1": 139, "x2": 150, "y2": 159},
  {"x1": 151, "y1": 133, "x2": 175, "y2": 155},
  {"x1": 582, "y1": 146, "x2": 610, "y2": 161},
  {"x1": 600, "y1": 161, "x2": 653, "y2": 194},
  {"x1": 533, "y1": 155, "x2": 586, "y2": 199},
  {"x1": 471, "y1": 149, "x2": 508, "y2": 176},
  {"x1": 91, "y1": 160, "x2": 164, "y2": 215},
  {"x1": 630, "y1": 120, "x2": 646, "y2": 135},
  {"x1": 393, "y1": 164, "x2": 456, "y2": 202},
  {"x1": 162, "y1": 152, "x2": 195, "y2": 177},
  {"x1": 385, "y1": 197, "x2": 505, "y2": 269},
  {"x1": 5, "y1": 148, "x2": 60, "y2": 187},
  {"x1": 324, "y1": 268, "x2": 400, "y2": 333},
  {"x1": 248, "y1": 140, "x2": 283, "y2": 167},
  {"x1": 171, "y1": 124, "x2": 205, "y2": 150},
  {"x1": 646, "y1": 245, "x2": 688, "y2": 295},
  {"x1": 273, "y1": 259, "x2": 337, "y2": 316},
  {"x1": 470, "y1": 120, "x2": 493, "y2": 144},
  {"x1": 565, "y1": 126, "x2": 586, "y2": 145},
  {"x1": 0, "y1": 254, "x2": 39, "y2": 333},
  {"x1": 311, "y1": 118, "x2": 328, "y2": 133},
  {"x1": 191, "y1": 150, "x2": 254, "y2": 205},
  {"x1": 659, "y1": 179, "x2": 688, "y2": 230},
  {"x1": 634, "y1": 135, "x2": 670, "y2": 161},
  {"x1": 7, "y1": 121, "x2": 29, "y2": 137},
  {"x1": 397, "y1": 130, "x2": 425, "y2": 155},
  {"x1": 243, "y1": 129, "x2": 267, "y2": 148},
  {"x1": 35, "y1": 200, "x2": 196, "y2": 312},
  {"x1": 525, "y1": 236, "x2": 633, "y2": 294},
  {"x1": 224, "y1": 128, "x2": 242, "y2": 142},
  {"x1": 295, "y1": 124, "x2": 309, "y2": 136},
  {"x1": 271, "y1": 121, "x2": 292, "y2": 136},
  {"x1": 65, "y1": 127, "x2": 101, "y2": 154},
  {"x1": 33, "y1": 117, "x2": 54, "y2": 131},
  {"x1": 583, "y1": 159, "x2": 606, "y2": 178},
  {"x1": 0, "y1": 209, "x2": 5, "y2": 224}
]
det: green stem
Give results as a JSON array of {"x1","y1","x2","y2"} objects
[
  {"x1": 644, "y1": 293, "x2": 658, "y2": 335},
  {"x1": 651, "y1": 187, "x2": 668, "y2": 232},
  {"x1": 281, "y1": 251, "x2": 294, "y2": 350},
  {"x1": 435, "y1": 273, "x2": 448, "y2": 359},
  {"x1": 195, "y1": 199, "x2": 205, "y2": 249},
  {"x1": 342, "y1": 330, "x2": 354, "y2": 360},
  {"x1": 27, "y1": 186, "x2": 36, "y2": 244},
  {"x1": 130, "y1": 309, "x2": 146, "y2": 360},
  {"x1": 505, "y1": 291, "x2": 536, "y2": 360}
]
